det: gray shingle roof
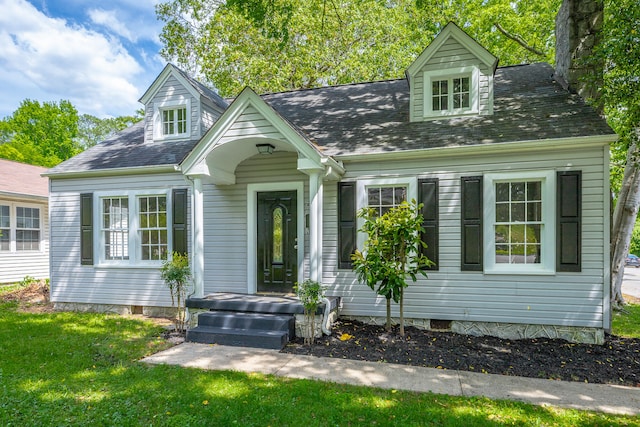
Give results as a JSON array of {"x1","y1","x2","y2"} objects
[
  {"x1": 172, "y1": 65, "x2": 228, "y2": 111},
  {"x1": 47, "y1": 122, "x2": 199, "y2": 174},
  {"x1": 261, "y1": 63, "x2": 614, "y2": 157},
  {"x1": 48, "y1": 62, "x2": 614, "y2": 175}
]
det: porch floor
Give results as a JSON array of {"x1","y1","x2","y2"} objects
[{"x1": 186, "y1": 292, "x2": 340, "y2": 315}]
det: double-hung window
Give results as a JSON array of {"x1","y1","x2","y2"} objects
[
  {"x1": 139, "y1": 196, "x2": 168, "y2": 261},
  {"x1": 424, "y1": 67, "x2": 478, "y2": 117},
  {"x1": 484, "y1": 171, "x2": 555, "y2": 274},
  {"x1": 98, "y1": 192, "x2": 169, "y2": 265},
  {"x1": 356, "y1": 178, "x2": 416, "y2": 248},
  {"x1": 162, "y1": 107, "x2": 187, "y2": 136},
  {"x1": 0, "y1": 203, "x2": 42, "y2": 252}
]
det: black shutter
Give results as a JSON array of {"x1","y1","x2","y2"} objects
[
  {"x1": 80, "y1": 193, "x2": 93, "y2": 265},
  {"x1": 557, "y1": 171, "x2": 581, "y2": 272},
  {"x1": 418, "y1": 178, "x2": 439, "y2": 270},
  {"x1": 338, "y1": 182, "x2": 356, "y2": 269},
  {"x1": 461, "y1": 176, "x2": 483, "y2": 271},
  {"x1": 172, "y1": 188, "x2": 188, "y2": 255}
]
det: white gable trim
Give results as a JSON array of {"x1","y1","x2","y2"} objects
[
  {"x1": 180, "y1": 87, "x2": 326, "y2": 183},
  {"x1": 406, "y1": 22, "x2": 498, "y2": 79},
  {"x1": 139, "y1": 64, "x2": 201, "y2": 105}
]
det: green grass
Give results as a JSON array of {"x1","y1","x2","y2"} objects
[
  {"x1": 0, "y1": 298, "x2": 639, "y2": 426},
  {"x1": 613, "y1": 303, "x2": 640, "y2": 338}
]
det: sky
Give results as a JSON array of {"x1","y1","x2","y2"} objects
[{"x1": 0, "y1": 0, "x2": 167, "y2": 119}]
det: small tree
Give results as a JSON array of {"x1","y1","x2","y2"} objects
[
  {"x1": 294, "y1": 279, "x2": 326, "y2": 345},
  {"x1": 351, "y1": 200, "x2": 433, "y2": 336},
  {"x1": 160, "y1": 252, "x2": 192, "y2": 333}
]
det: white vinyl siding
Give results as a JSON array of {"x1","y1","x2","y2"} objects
[
  {"x1": 0, "y1": 198, "x2": 49, "y2": 283},
  {"x1": 218, "y1": 105, "x2": 286, "y2": 145},
  {"x1": 49, "y1": 173, "x2": 189, "y2": 307},
  {"x1": 145, "y1": 75, "x2": 199, "y2": 143},
  {"x1": 324, "y1": 144, "x2": 608, "y2": 329}
]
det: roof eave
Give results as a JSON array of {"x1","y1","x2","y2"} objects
[
  {"x1": 43, "y1": 164, "x2": 180, "y2": 179},
  {"x1": 335, "y1": 134, "x2": 617, "y2": 163}
]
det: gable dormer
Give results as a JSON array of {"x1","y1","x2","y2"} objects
[
  {"x1": 406, "y1": 22, "x2": 498, "y2": 122},
  {"x1": 139, "y1": 64, "x2": 228, "y2": 143}
]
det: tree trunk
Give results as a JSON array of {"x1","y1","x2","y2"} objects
[
  {"x1": 399, "y1": 287, "x2": 404, "y2": 337},
  {"x1": 611, "y1": 136, "x2": 640, "y2": 307},
  {"x1": 386, "y1": 297, "x2": 391, "y2": 332}
]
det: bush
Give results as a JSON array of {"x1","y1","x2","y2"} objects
[{"x1": 160, "y1": 252, "x2": 192, "y2": 332}]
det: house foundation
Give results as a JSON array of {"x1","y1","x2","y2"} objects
[{"x1": 344, "y1": 316, "x2": 604, "y2": 345}]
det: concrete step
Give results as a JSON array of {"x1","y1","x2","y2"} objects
[
  {"x1": 186, "y1": 326, "x2": 289, "y2": 349},
  {"x1": 196, "y1": 311, "x2": 294, "y2": 337},
  {"x1": 186, "y1": 293, "x2": 340, "y2": 315}
]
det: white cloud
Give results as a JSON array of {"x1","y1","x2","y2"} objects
[
  {"x1": 0, "y1": 0, "x2": 149, "y2": 117},
  {"x1": 88, "y1": 8, "x2": 135, "y2": 42}
]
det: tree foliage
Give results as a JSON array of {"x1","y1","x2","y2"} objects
[
  {"x1": 76, "y1": 111, "x2": 143, "y2": 150},
  {"x1": 0, "y1": 99, "x2": 80, "y2": 167},
  {"x1": 351, "y1": 200, "x2": 433, "y2": 336},
  {"x1": 591, "y1": 0, "x2": 640, "y2": 306},
  {"x1": 156, "y1": 0, "x2": 560, "y2": 97}
]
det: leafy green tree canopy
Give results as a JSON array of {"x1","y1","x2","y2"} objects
[
  {"x1": 156, "y1": 0, "x2": 560, "y2": 97},
  {"x1": 76, "y1": 110, "x2": 144, "y2": 150},
  {"x1": 0, "y1": 99, "x2": 80, "y2": 167}
]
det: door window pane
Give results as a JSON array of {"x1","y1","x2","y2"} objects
[{"x1": 272, "y1": 207, "x2": 283, "y2": 263}]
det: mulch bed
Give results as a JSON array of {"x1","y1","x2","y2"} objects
[{"x1": 283, "y1": 318, "x2": 640, "y2": 387}]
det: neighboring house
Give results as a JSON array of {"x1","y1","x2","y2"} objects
[
  {"x1": 0, "y1": 159, "x2": 49, "y2": 283},
  {"x1": 46, "y1": 22, "x2": 615, "y2": 343}
]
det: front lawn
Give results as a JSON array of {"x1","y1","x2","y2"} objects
[{"x1": 0, "y1": 295, "x2": 638, "y2": 426}]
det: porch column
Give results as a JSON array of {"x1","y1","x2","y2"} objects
[
  {"x1": 309, "y1": 171, "x2": 323, "y2": 283},
  {"x1": 192, "y1": 177, "x2": 204, "y2": 298}
]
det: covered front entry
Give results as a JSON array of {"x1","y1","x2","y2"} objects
[{"x1": 257, "y1": 191, "x2": 297, "y2": 293}]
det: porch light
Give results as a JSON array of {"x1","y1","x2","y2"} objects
[{"x1": 256, "y1": 143, "x2": 275, "y2": 155}]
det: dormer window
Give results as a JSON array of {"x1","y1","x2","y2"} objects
[
  {"x1": 153, "y1": 99, "x2": 191, "y2": 141},
  {"x1": 432, "y1": 76, "x2": 470, "y2": 111},
  {"x1": 162, "y1": 107, "x2": 187, "y2": 136},
  {"x1": 424, "y1": 67, "x2": 479, "y2": 118}
]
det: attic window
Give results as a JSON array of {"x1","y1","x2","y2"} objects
[
  {"x1": 153, "y1": 99, "x2": 191, "y2": 141},
  {"x1": 424, "y1": 67, "x2": 478, "y2": 118},
  {"x1": 162, "y1": 107, "x2": 187, "y2": 136}
]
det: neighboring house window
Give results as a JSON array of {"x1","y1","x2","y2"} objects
[
  {"x1": 139, "y1": 196, "x2": 168, "y2": 261},
  {"x1": 0, "y1": 203, "x2": 43, "y2": 252},
  {"x1": 162, "y1": 107, "x2": 187, "y2": 136},
  {"x1": 424, "y1": 67, "x2": 478, "y2": 117},
  {"x1": 483, "y1": 171, "x2": 555, "y2": 274},
  {"x1": 0, "y1": 205, "x2": 10, "y2": 251},
  {"x1": 98, "y1": 193, "x2": 169, "y2": 264},
  {"x1": 16, "y1": 207, "x2": 40, "y2": 251}
]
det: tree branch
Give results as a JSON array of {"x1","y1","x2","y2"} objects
[{"x1": 494, "y1": 22, "x2": 546, "y2": 57}]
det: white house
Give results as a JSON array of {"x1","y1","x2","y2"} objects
[
  {"x1": 0, "y1": 159, "x2": 49, "y2": 283},
  {"x1": 46, "y1": 23, "x2": 615, "y2": 344}
]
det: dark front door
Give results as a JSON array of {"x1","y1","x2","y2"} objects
[{"x1": 257, "y1": 191, "x2": 297, "y2": 293}]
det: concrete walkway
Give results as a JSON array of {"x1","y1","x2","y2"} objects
[{"x1": 143, "y1": 343, "x2": 640, "y2": 416}]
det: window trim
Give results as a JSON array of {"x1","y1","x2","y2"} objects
[
  {"x1": 483, "y1": 171, "x2": 556, "y2": 275},
  {"x1": 0, "y1": 202, "x2": 44, "y2": 253},
  {"x1": 94, "y1": 190, "x2": 172, "y2": 267},
  {"x1": 356, "y1": 177, "x2": 417, "y2": 250},
  {"x1": 423, "y1": 66, "x2": 479, "y2": 118},
  {"x1": 153, "y1": 99, "x2": 191, "y2": 141}
]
